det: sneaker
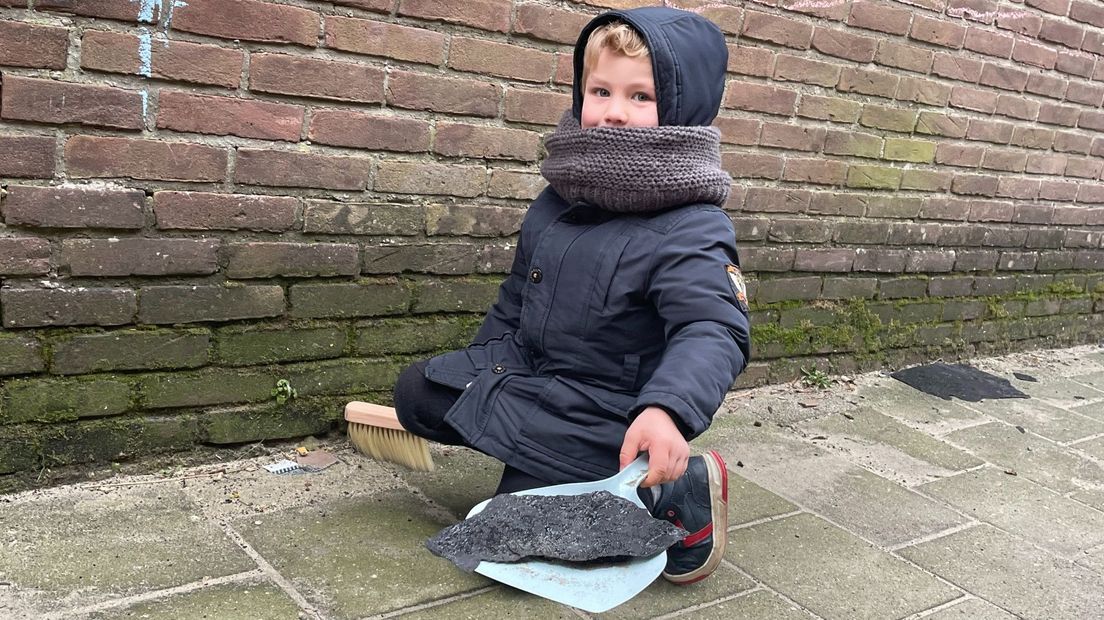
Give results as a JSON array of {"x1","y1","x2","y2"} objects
[{"x1": 650, "y1": 450, "x2": 728, "y2": 584}]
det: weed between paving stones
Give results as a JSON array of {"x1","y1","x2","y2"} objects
[{"x1": 426, "y1": 491, "x2": 686, "y2": 572}]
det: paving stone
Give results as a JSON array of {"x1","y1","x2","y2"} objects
[
  {"x1": 920, "y1": 597, "x2": 1019, "y2": 619},
  {"x1": 962, "y1": 396, "x2": 1104, "y2": 443},
  {"x1": 899, "y1": 524, "x2": 1104, "y2": 619},
  {"x1": 600, "y1": 562, "x2": 754, "y2": 619},
  {"x1": 1072, "y1": 371, "x2": 1104, "y2": 393},
  {"x1": 0, "y1": 486, "x2": 255, "y2": 614},
  {"x1": 727, "y1": 513, "x2": 960, "y2": 619},
  {"x1": 691, "y1": 588, "x2": 812, "y2": 619},
  {"x1": 801, "y1": 407, "x2": 983, "y2": 486},
  {"x1": 234, "y1": 491, "x2": 486, "y2": 619},
  {"x1": 712, "y1": 424, "x2": 967, "y2": 547},
  {"x1": 1070, "y1": 400, "x2": 1104, "y2": 423},
  {"x1": 1073, "y1": 488, "x2": 1104, "y2": 512},
  {"x1": 91, "y1": 580, "x2": 300, "y2": 620},
  {"x1": 920, "y1": 467, "x2": 1104, "y2": 558},
  {"x1": 1002, "y1": 375, "x2": 1104, "y2": 409},
  {"x1": 944, "y1": 422, "x2": 1104, "y2": 494},
  {"x1": 397, "y1": 585, "x2": 577, "y2": 619},
  {"x1": 399, "y1": 445, "x2": 502, "y2": 519},
  {"x1": 1073, "y1": 435, "x2": 1104, "y2": 460},
  {"x1": 853, "y1": 379, "x2": 988, "y2": 435}
]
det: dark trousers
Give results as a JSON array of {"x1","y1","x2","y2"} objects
[{"x1": 393, "y1": 360, "x2": 550, "y2": 495}]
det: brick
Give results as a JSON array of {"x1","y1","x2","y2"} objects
[
  {"x1": 514, "y1": 4, "x2": 591, "y2": 44},
  {"x1": 387, "y1": 70, "x2": 499, "y2": 117},
  {"x1": 170, "y1": 0, "x2": 318, "y2": 46},
  {"x1": 139, "y1": 286, "x2": 284, "y2": 324},
  {"x1": 66, "y1": 136, "x2": 224, "y2": 182},
  {"x1": 554, "y1": 54, "x2": 573, "y2": 85},
  {"x1": 1056, "y1": 51, "x2": 1095, "y2": 77},
  {"x1": 1066, "y1": 81, "x2": 1104, "y2": 105},
  {"x1": 226, "y1": 242, "x2": 358, "y2": 278},
  {"x1": 967, "y1": 200, "x2": 1014, "y2": 222},
  {"x1": 809, "y1": 193, "x2": 868, "y2": 217},
  {"x1": 821, "y1": 277, "x2": 878, "y2": 299},
  {"x1": 1011, "y1": 126, "x2": 1055, "y2": 149},
  {"x1": 950, "y1": 85, "x2": 998, "y2": 113},
  {"x1": 981, "y1": 148, "x2": 1027, "y2": 172},
  {"x1": 996, "y1": 8, "x2": 1043, "y2": 36},
  {"x1": 1039, "y1": 18, "x2": 1085, "y2": 49},
  {"x1": 745, "y1": 188, "x2": 808, "y2": 214},
  {"x1": 1077, "y1": 184, "x2": 1104, "y2": 203},
  {"x1": 97, "y1": 348, "x2": 207, "y2": 392},
  {"x1": 727, "y1": 45, "x2": 774, "y2": 77},
  {"x1": 916, "y1": 112, "x2": 968, "y2": 138},
  {"x1": 1027, "y1": 0, "x2": 1071, "y2": 15},
  {"x1": 1054, "y1": 131, "x2": 1093, "y2": 154},
  {"x1": 218, "y1": 325, "x2": 346, "y2": 366},
  {"x1": 759, "y1": 123, "x2": 826, "y2": 151},
  {"x1": 878, "y1": 277, "x2": 929, "y2": 299},
  {"x1": 783, "y1": 159, "x2": 847, "y2": 185},
  {"x1": 3, "y1": 185, "x2": 144, "y2": 229},
  {"x1": 723, "y1": 154, "x2": 784, "y2": 180},
  {"x1": 932, "y1": 53, "x2": 983, "y2": 82},
  {"x1": 921, "y1": 197, "x2": 970, "y2": 220},
  {"x1": 81, "y1": 30, "x2": 243, "y2": 89},
  {"x1": 1027, "y1": 153, "x2": 1069, "y2": 175},
  {"x1": 1, "y1": 77, "x2": 143, "y2": 130},
  {"x1": 363, "y1": 243, "x2": 484, "y2": 274},
  {"x1": 36, "y1": 0, "x2": 161, "y2": 22},
  {"x1": 996, "y1": 177, "x2": 1041, "y2": 199},
  {"x1": 398, "y1": 0, "x2": 511, "y2": 33},
  {"x1": 1071, "y1": 0, "x2": 1104, "y2": 26},
  {"x1": 965, "y1": 27, "x2": 1014, "y2": 58},
  {"x1": 979, "y1": 63, "x2": 1030, "y2": 91},
  {"x1": 732, "y1": 216, "x2": 770, "y2": 241},
  {"x1": 902, "y1": 169, "x2": 953, "y2": 192},
  {"x1": 951, "y1": 173, "x2": 999, "y2": 196},
  {"x1": 426, "y1": 204, "x2": 524, "y2": 237},
  {"x1": 448, "y1": 37, "x2": 554, "y2": 83},
  {"x1": 848, "y1": 1, "x2": 912, "y2": 35},
  {"x1": 1, "y1": 288, "x2": 135, "y2": 328},
  {"x1": 156, "y1": 91, "x2": 303, "y2": 141},
  {"x1": 155, "y1": 192, "x2": 297, "y2": 232},
  {"x1": 947, "y1": 0, "x2": 1000, "y2": 24},
  {"x1": 1080, "y1": 110, "x2": 1104, "y2": 132},
  {"x1": 930, "y1": 276, "x2": 976, "y2": 297},
  {"x1": 812, "y1": 28, "x2": 878, "y2": 62},
  {"x1": 741, "y1": 247, "x2": 796, "y2": 272},
  {"x1": 966, "y1": 118, "x2": 1014, "y2": 144},
  {"x1": 0, "y1": 20, "x2": 69, "y2": 69},
  {"x1": 235, "y1": 149, "x2": 371, "y2": 191},
  {"x1": 333, "y1": 0, "x2": 393, "y2": 12},
  {"x1": 1093, "y1": 137, "x2": 1104, "y2": 157},
  {"x1": 773, "y1": 54, "x2": 841, "y2": 87},
  {"x1": 434, "y1": 123, "x2": 541, "y2": 161},
  {"x1": 0, "y1": 335, "x2": 45, "y2": 377},
  {"x1": 853, "y1": 249, "x2": 908, "y2": 273},
  {"x1": 907, "y1": 250, "x2": 956, "y2": 273},
  {"x1": 1012, "y1": 39, "x2": 1059, "y2": 69},
  {"x1": 769, "y1": 218, "x2": 832, "y2": 243},
  {"x1": 1013, "y1": 204, "x2": 1055, "y2": 225},
  {"x1": 863, "y1": 196, "x2": 922, "y2": 219},
  {"x1": 742, "y1": 11, "x2": 813, "y2": 49},
  {"x1": 1085, "y1": 31, "x2": 1104, "y2": 54},
  {"x1": 1064, "y1": 229, "x2": 1102, "y2": 248},
  {"x1": 2, "y1": 377, "x2": 132, "y2": 423},
  {"x1": 505, "y1": 89, "x2": 571, "y2": 126},
  {"x1": 875, "y1": 40, "x2": 933, "y2": 73},
  {"x1": 250, "y1": 54, "x2": 384, "y2": 103},
  {"x1": 954, "y1": 250, "x2": 999, "y2": 271},
  {"x1": 997, "y1": 251, "x2": 1038, "y2": 271},
  {"x1": 325, "y1": 16, "x2": 445, "y2": 65},
  {"x1": 895, "y1": 77, "x2": 951, "y2": 105},
  {"x1": 0, "y1": 136, "x2": 55, "y2": 179},
  {"x1": 838, "y1": 68, "x2": 899, "y2": 98},
  {"x1": 846, "y1": 165, "x2": 902, "y2": 189},
  {"x1": 859, "y1": 105, "x2": 917, "y2": 133},
  {"x1": 797, "y1": 95, "x2": 861, "y2": 123},
  {"x1": 62, "y1": 239, "x2": 218, "y2": 276},
  {"x1": 725, "y1": 82, "x2": 797, "y2": 115},
  {"x1": 834, "y1": 220, "x2": 891, "y2": 244},
  {"x1": 995, "y1": 95, "x2": 1040, "y2": 121},
  {"x1": 1026, "y1": 73, "x2": 1069, "y2": 99},
  {"x1": 1053, "y1": 205, "x2": 1089, "y2": 225},
  {"x1": 309, "y1": 110, "x2": 430, "y2": 151},
  {"x1": 713, "y1": 117, "x2": 761, "y2": 145},
  {"x1": 488, "y1": 170, "x2": 545, "y2": 200},
  {"x1": 1039, "y1": 102, "x2": 1080, "y2": 126},
  {"x1": 910, "y1": 15, "x2": 967, "y2": 48},
  {"x1": 0, "y1": 237, "x2": 50, "y2": 276},
  {"x1": 692, "y1": 4, "x2": 745, "y2": 34},
  {"x1": 304, "y1": 201, "x2": 424, "y2": 236},
  {"x1": 824, "y1": 130, "x2": 883, "y2": 158},
  {"x1": 375, "y1": 161, "x2": 485, "y2": 197},
  {"x1": 754, "y1": 277, "x2": 822, "y2": 303},
  {"x1": 793, "y1": 249, "x2": 856, "y2": 272},
  {"x1": 884, "y1": 139, "x2": 936, "y2": 162}
]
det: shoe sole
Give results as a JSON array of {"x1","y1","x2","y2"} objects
[{"x1": 663, "y1": 450, "x2": 728, "y2": 585}]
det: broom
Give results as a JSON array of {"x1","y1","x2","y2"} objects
[{"x1": 344, "y1": 401, "x2": 434, "y2": 471}]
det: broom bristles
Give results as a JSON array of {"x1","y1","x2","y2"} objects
[{"x1": 345, "y1": 402, "x2": 435, "y2": 472}]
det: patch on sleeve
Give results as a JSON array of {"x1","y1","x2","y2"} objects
[{"x1": 726, "y1": 264, "x2": 749, "y2": 312}]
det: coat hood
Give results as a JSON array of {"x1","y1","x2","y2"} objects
[{"x1": 570, "y1": 7, "x2": 729, "y2": 127}]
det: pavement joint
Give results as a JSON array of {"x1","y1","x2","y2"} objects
[
  {"x1": 714, "y1": 561, "x2": 827, "y2": 620},
  {"x1": 363, "y1": 585, "x2": 498, "y2": 620},
  {"x1": 726, "y1": 508, "x2": 804, "y2": 533},
  {"x1": 887, "y1": 520, "x2": 981, "y2": 553}
]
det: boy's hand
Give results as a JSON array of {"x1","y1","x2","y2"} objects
[{"x1": 619, "y1": 406, "x2": 689, "y2": 488}]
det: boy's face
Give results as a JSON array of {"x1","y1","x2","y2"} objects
[{"x1": 580, "y1": 48, "x2": 658, "y2": 129}]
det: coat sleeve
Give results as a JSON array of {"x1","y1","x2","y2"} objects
[
  {"x1": 630, "y1": 207, "x2": 751, "y2": 439},
  {"x1": 471, "y1": 214, "x2": 532, "y2": 345}
]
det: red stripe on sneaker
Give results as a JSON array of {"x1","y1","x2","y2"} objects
[{"x1": 682, "y1": 523, "x2": 712, "y2": 547}]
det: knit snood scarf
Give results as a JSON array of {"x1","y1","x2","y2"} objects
[{"x1": 540, "y1": 111, "x2": 731, "y2": 213}]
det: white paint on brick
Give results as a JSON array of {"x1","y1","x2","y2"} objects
[
  {"x1": 130, "y1": 0, "x2": 158, "y2": 23},
  {"x1": 137, "y1": 29, "x2": 152, "y2": 76}
]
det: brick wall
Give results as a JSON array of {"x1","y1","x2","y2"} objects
[{"x1": 1, "y1": 0, "x2": 1102, "y2": 485}]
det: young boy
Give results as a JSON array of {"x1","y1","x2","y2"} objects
[{"x1": 394, "y1": 7, "x2": 750, "y2": 585}]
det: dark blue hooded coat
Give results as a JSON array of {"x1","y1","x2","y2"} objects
[{"x1": 422, "y1": 7, "x2": 750, "y2": 484}]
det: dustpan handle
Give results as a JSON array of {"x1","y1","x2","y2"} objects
[{"x1": 616, "y1": 454, "x2": 650, "y2": 494}]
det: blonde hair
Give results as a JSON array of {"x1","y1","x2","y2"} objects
[{"x1": 582, "y1": 22, "x2": 650, "y2": 86}]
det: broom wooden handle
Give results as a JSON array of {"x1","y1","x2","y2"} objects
[{"x1": 344, "y1": 401, "x2": 406, "y2": 431}]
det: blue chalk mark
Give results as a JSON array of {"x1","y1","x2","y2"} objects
[
  {"x1": 137, "y1": 29, "x2": 152, "y2": 76},
  {"x1": 163, "y1": 0, "x2": 188, "y2": 34},
  {"x1": 130, "y1": 0, "x2": 158, "y2": 23},
  {"x1": 140, "y1": 90, "x2": 149, "y2": 118}
]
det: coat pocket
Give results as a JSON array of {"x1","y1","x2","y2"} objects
[
  {"x1": 581, "y1": 234, "x2": 631, "y2": 333},
  {"x1": 515, "y1": 378, "x2": 625, "y2": 479}
]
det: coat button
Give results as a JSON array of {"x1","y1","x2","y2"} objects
[
  {"x1": 492, "y1": 364, "x2": 506, "y2": 374},
  {"x1": 529, "y1": 268, "x2": 543, "y2": 283}
]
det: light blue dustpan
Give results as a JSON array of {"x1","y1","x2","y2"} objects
[{"x1": 464, "y1": 455, "x2": 662, "y2": 613}]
